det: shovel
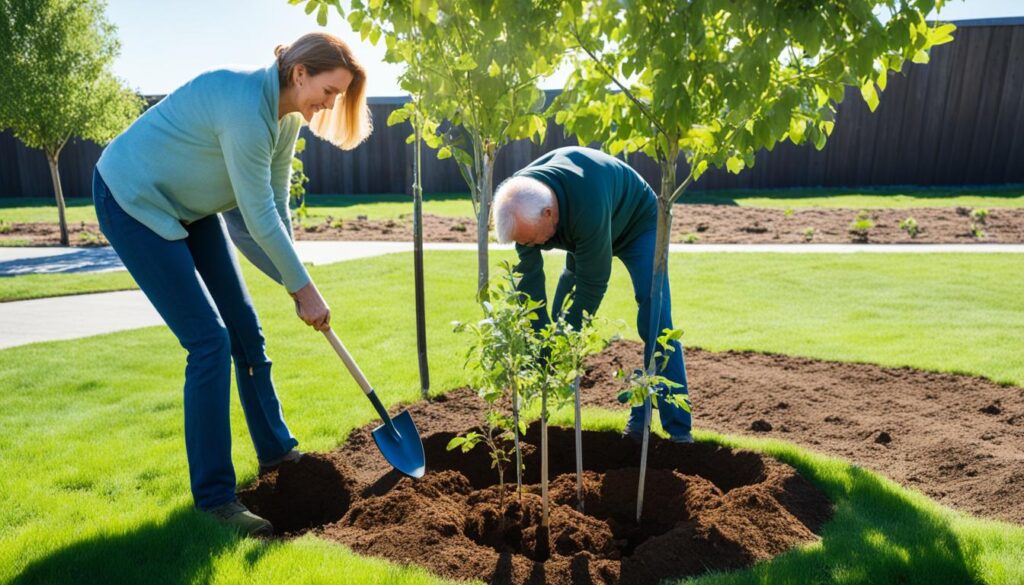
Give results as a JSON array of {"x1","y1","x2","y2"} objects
[{"x1": 323, "y1": 328, "x2": 426, "y2": 478}]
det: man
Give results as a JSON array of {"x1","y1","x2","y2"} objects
[{"x1": 493, "y1": 146, "x2": 692, "y2": 443}]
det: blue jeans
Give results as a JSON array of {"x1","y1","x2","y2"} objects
[
  {"x1": 552, "y1": 229, "x2": 691, "y2": 437},
  {"x1": 93, "y1": 169, "x2": 298, "y2": 510}
]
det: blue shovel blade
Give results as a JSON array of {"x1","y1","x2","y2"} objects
[{"x1": 371, "y1": 410, "x2": 426, "y2": 478}]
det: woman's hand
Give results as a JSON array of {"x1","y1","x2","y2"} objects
[{"x1": 290, "y1": 281, "x2": 331, "y2": 332}]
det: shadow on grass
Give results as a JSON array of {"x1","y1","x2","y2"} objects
[
  {"x1": 12, "y1": 507, "x2": 269, "y2": 585},
  {"x1": 683, "y1": 444, "x2": 988, "y2": 585}
]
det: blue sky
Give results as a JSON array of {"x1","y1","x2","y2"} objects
[{"x1": 106, "y1": 0, "x2": 1024, "y2": 96}]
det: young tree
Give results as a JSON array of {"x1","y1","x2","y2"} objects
[
  {"x1": 318, "y1": 0, "x2": 565, "y2": 295},
  {"x1": 450, "y1": 261, "x2": 547, "y2": 507},
  {"x1": 533, "y1": 305, "x2": 607, "y2": 558},
  {"x1": 555, "y1": 0, "x2": 954, "y2": 518},
  {"x1": 0, "y1": 0, "x2": 143, "y2": 245}
]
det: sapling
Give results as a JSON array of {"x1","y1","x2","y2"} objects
[
  {"x1": 449, "y1": 261, "x2": 545, "y2": 508},
  {"x1": 849, "y1": 210, "x2": 875, "y2": 242},
  {"x1": 616, "y1": 327, "x2": 692, "y2": 522},
  {"x1": 899, "y1": 217, "x2": 919, "y2": 238},
  {"x1": 970, "y1": 208, "x2": 989, "y2": 224},
  {"x1": 532, "y1": 300, "x2": 609, "y2": 558},
  {"x1": 970, "y1": 223, "x2": 987, "y2": 240},
  {"x1": 802, "y1": 227, "x2": 816, "y2": 242}
]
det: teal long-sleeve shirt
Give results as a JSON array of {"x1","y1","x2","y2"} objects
[
  {"x1": 513, "y1": 146, "x2": 658, "y2": 330},
  {"x1": 96, "y1": 62, "x2": 309, "y2": 292}
]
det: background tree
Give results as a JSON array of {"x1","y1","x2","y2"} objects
[
  {"x1": 333, "y1": 0, "x2": 565, "y2": 294},
  {"x1": 0, "y1": 0, "x2": 143, "y2": 245}
]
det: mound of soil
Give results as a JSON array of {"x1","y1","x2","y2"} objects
[
  {"x1": 240, "y1": 393, "x2": 832, "y2": 585},
  {"x1": 4, "y1": 205, "x2": 1023, "y2": 247},
  {"x1": 580, "y1": 341, "x2": 1024, "y2": 525}
]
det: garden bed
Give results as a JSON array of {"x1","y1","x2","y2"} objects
[
  {"x1": 294, "y1": 206, "x2": 1024, "y2": 244},
  {"x1": 581, "y1": 341, "x2": 1024, "y2": 525},
  {"x1": 240, "y1": 390, "x2": 833, "y2": 585},
  {"x1": 3, "y1": 206, "x2": 1024, "y2": 246}
]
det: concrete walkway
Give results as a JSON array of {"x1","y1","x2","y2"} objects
[
  {"x1": 3, "y1": 241, "x2": 1023, "y2": 276},
  {"x1": 2, "y1": 240, "x2": 1023, "y2": 350}
]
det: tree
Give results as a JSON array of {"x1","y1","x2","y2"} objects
[
  {"x1": 555, "y1": 0, "x2": 954, "y2": 518},
  {"x1": 302, "y1": 0, "x2": 564, "y2": 295},
  {"x1": 0, "y1": 0, "x2": 143, "y2": 245}
]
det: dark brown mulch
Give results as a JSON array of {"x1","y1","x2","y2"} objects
[
  {"x1": 580, "y1": 340, "x2": 1024, "y2": 525},
  {"x1": 239, "y1": 389, "x2": 832, "y2": 585},
  {"x1": 3, "y1": 205, "x2": 1022, "y2": 246},
  {"x1": 0, "y1": 222, "x2": 108, "y2": 247},
  {"x1": 293, "y1": 206, "x2": 1024, "y2": 244}
]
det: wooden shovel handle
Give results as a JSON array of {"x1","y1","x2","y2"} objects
[{"x1": 323, "y1": 328, "x2": 373, "y2": 396}]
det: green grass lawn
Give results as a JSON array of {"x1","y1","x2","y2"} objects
[
  {"x1": 3, "y1": 185, "x2": 1022, "y2": 227},
  {"x1": 0, "y1": 272, "x2": 138, "y2": 302},
  {"x1": 2, "y1": 251, "x2": 1022, "y2": 584}
]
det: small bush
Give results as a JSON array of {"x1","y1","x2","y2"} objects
[
  {"x1": 848, "y1": 210, "x2": 875, "y2": 242},
  {"x1": 682, "y1": 233, "x2": 699, "y2": 244},
  {"x1": 802, "y1": 227, "x2": 815, "y2": 242},
  {"x1": 970, "y1": 208, "x2": 989, "y2": 224},
  {"x1": 899, "y1": 217, "x2": 919, "y2": 238},
  {"x1": 970, "y1": 223, "x2": 987, "y2": 240}
]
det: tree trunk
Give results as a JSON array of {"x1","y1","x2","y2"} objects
[
  {"x1": 537, "y1": 385, "x2": 551, "y2": 560},
  {"x1": 46, "y1": 148, "x2": 69, "y2": 247},
  {"x1": 476, "y1": 149, "x2": 494, "y2": 298},
  {"x1": 412, "y1": 117, "x2": 430, "y2": 400},
  {"x1": 645, "y1": 159, "x2": 677, "y2": 373}
]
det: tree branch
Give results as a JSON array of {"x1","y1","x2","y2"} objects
[{"x1": 569, "y1": 21, "x2": 669, "y2": 141}]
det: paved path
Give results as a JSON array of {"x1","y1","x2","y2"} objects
[
  {"x1": 3, "y1": 241, "x2": 1022, "y2": 276},
  {"x1": 2, "y1": 241, "x2": 1023, "y2": 350}
]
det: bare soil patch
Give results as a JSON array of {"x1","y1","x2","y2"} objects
[
  {"x1": 4, "y1": 206, "x2": 1021, "y2": 246},
  {"x1": 240, "y1": 389, "x2": 832, "y2": 585},
  {"x1": 580, "y1": 341, "x2": 1024, "y2": 525}
]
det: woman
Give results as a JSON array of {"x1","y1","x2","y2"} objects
[{"x1": 92, "y1": 32, "x2": 371, "y2": 536}]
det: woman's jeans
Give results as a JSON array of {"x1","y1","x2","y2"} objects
[
  {"x1": 93, "y1": 169, "x2": 298, "y2": 510},
  {"x1": 552, "y1": 229, "x2": 692, "y2": 438}
]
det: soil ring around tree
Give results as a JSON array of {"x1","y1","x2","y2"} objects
[{"x1": 240, "y1": 389, "x2": 833, "y2": 585}]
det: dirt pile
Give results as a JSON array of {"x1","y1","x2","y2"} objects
[{"x1": 241, "y1": 392, "x2": 832, "y2": 585}]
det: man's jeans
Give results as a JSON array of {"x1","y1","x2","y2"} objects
[
  {"x1": 552, "y1": 229, "x2": 691, "y2": 437},
  {"x1": 93, "y1": 169, "x2": 298, "y2": 510}
]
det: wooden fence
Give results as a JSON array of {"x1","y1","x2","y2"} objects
[{"x1": 2, "y1": 17, "x2": 1022, "y2": 200}]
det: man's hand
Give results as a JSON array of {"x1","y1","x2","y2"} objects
[{"x1": 291, "y1": 280, "x2": 331, "y2": 332}]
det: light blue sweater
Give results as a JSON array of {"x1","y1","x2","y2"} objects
[{"x1": 96, "y1": 62, "x2": 309, "y2": 292}]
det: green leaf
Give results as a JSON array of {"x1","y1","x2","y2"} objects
[
  {"x1": 316, "y1": 3, "x2": 328, "y2": 26},
  {"x1": 726, "y1": 156, "x2": 744, "y2": 174},
  {"x1": 860, "y1": 82, "x2": 879, "y2": 112},
  {"x1": 454, "y1": 54, "x2": 478, "y2": 71},
  {"x1": 487, "y1": 60, "x2": 500, "y2": 78}
]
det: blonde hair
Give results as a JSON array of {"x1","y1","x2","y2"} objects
[{"x1": 275, "y1": 32, "x2": 372, "y2": 150}]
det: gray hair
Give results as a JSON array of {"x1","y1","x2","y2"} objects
[{"x1": 493, "y1": 176, "x2": 554, "y2": 243}]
